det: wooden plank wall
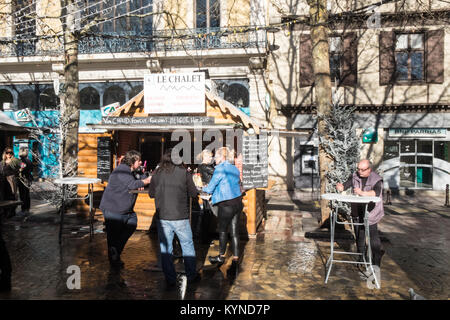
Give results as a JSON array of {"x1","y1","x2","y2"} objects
[
  {"x1": 76, "y1": 132, "x2": 156, "y2": 230},
  {"x1": 241, "y1": 189, "x2": 266, "y2": 237},
  {"x1": 255, "y1": 189, "x2": 266, "y2": 232},
  {"x1": 76, "y1": 131, "x2": 265, "y2": 234},
  {"x1": 76, "y1": 133, "x2": 109, "y2": 214}
]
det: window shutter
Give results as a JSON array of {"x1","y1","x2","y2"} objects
[
  {"x1": 379, "y1": 31, "x2": 395, "y2": 85},
  {"x1": 341, "y1": 32, "x2": 358, "y2": 86},
  {"x1": 300, "y1": 34, "x2": 314, "y2": 87},
  {"x1": 426, "y1": 29, "x2": 444, "y2": 84}
]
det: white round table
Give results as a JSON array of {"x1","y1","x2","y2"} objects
[
  {"x1": 54, "y1": 177, "x2": 101, "y2": 244},
  {"x1": 321, "y1": 193, "x2": 381, "y2": 289}
]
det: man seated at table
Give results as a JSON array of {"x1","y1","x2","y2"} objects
[
  {"x1": 336, "y1": 159, "x2": 385, "y2": 271},
  {"x1": 100, "y1": 150, "x2": 151, "y2": 270}
]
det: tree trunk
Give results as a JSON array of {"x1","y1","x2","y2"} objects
[
  {"x1": 308, "y1": 0, "x2": 332, "y2": 225},
  {"x1": 61, "y1": 0, "x2": 80, "y2": 177}
]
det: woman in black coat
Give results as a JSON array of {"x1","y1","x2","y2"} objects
[
  {"x1": 18, "y1": 147, "x2": 33, "y2": 214},
  {"x1": 0, "y1": 147, "x2": 20, "y2": 217}
]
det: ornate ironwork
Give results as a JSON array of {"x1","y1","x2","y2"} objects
[
  {"x1": 79, "y1": 32, "x2": 151, "y2": 54},
  {"x1": 1, "y1": 27, "x2": 266, "y2": 57}
]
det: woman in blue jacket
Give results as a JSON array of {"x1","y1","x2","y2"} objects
[{"x1": 203, "y1": 147, "x2": 243, "y2": 276}]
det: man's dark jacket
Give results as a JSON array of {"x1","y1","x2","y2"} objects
[
  {"x1": 19, "y1": 156, "x2": 33, "y2": 182},
  {"x1": 100, "y1": 163, "x2": 145, "y2": 214},
  {"x1": 148, "y1": 166, "x2": 198, "y2": 220}
]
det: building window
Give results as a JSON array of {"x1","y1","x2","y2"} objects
[
  {"x1": 85, "y1": 0, "x2": 153, "y2": 34},
  {"x1": 80, "y1": 87, "x2": 100, "y2": 110},
  {"x1": 215, "y1": 79, "x2": 250, "y2": 114},
  {"x1": 129, "y1": 85, "x2": 143, "y2": 99},
  {"x1": 395, "y1": 33, "x2": 424, "y2": 82},
  {"x1": 18, "y1": 90, "x2": 38, "y2": 110},
  {"x1": 104, "y1": 85, "x2": 126, "y2": 106},
  {"x1": 13, "y1": 0, "x2": 36, "y2": 55},
  {"x1": 385, "y1": 139, "x2": 434, "y2": 189},
  {"x1": 0, "y1": 89, "x2": 14, "y2": 110},
  {"x1": 195, "y1": 0, "x2": 220, "y2": 28},
  {"x1": 383, "y1": 140, "x2": 399, "y2": 161},
  {"x1": 13, "y1": 0, "x2": 36, "y2": 38},
  {"x1": 40, "y1": 88, "x2": 59, "y2": 110},
  {"x1": 329, "y1": 36, "x2": 342, "y2": 82}
]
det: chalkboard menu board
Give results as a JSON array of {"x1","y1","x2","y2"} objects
[
  {"x1": 97, "y1": 137, "x2": 112, "y2": 182},
  {"x1": 242, "y1": 132, "x2": 268, "y2": 189}
]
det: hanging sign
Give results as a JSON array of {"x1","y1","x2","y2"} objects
[
  {"x1": 144, "y1": 73, "x2": 205, "y2": 114},
  {"x1": 101, "y1": 102, "x2": 119, "y2": 117},
  {"x1": 362, "y1": 128, "x2": 378, "y2": 143},
  {"x1": 14, "y1": 109, "x2": 31, "y2": 122}
]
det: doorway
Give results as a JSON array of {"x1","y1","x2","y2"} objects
[
  {"x1": 384, "y1": 139, "x2": 433, "y2": 189},
  {"x1": 139, "y1": 133, "x2": 166, "y2": 172}
]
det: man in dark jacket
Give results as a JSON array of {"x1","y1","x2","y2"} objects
[
  {"x1": 100, "y1": 150, "x2": 151, "y2": 269},
  {"x1": 148, "y1": 148, "x2": 200, "y2": 287}
]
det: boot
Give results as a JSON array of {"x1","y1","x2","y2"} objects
[
  {"x1": 208, "y1": 255, "x2": 225, "y2": 265},
  {"x1": 227, "y1": 260, "x2": 239, "y2": 279}
]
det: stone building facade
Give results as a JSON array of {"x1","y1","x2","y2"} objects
[{"x1": 266, "y1": 0, "x2": 450, "y2": 191}]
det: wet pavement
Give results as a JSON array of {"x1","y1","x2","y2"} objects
[{"x1": 0, "y1": 188, "x2": 449, "y2": 300}]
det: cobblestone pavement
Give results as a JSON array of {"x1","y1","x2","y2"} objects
[{"x1": 0, "y1": 189, "x2": 449, "y2": 300}]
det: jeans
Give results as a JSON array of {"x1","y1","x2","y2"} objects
[
  {"x1": 103, "y1": 210, "x2": 137, "y2": 259},
  {"x1": 157, "y1": 219, "x2": 197, "y2": 284},
  {"x1": 18, "y1": 180, "x2": 31, "y2": 211}
]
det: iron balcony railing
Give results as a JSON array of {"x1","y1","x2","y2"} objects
[{"x1": 0, "y1": 27, "x2": 267, "y2": 57}]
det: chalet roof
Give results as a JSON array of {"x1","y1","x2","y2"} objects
[{"x1": 109, "y1": 89, "x2": 262, "y2": 134}]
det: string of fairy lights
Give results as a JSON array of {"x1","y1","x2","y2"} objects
[
  {"x1": 1, "y1": 0, "x2": 449, "y2": 46},
  {"x1": 7, "y1": 0, "x2": 154, "y2": 40}
]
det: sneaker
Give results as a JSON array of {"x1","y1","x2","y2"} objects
[{"x1": 108, "y1": 247, "x2": 124, "y2": 269}]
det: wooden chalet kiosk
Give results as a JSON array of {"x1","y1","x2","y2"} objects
[{"x1": 78, "y1": 75, "x2": 267, "y2": 237}]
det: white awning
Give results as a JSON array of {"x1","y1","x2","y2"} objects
[{"x1": 0, "y1": 111, "x2": 28, "y2": 132}]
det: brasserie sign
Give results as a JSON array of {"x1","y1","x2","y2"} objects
[{"x1": 389, "y1": 128, "x2": 447, "y2": 138}]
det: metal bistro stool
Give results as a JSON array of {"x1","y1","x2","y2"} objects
[
  {"x1": 321, "y1": 193, "x2": 381, "y2": 289},
  {"x1": 54, "y1": 177, "x2": 101, "y2": 244}
]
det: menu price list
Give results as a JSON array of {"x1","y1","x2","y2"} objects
[
  {"x1": 97, "y1": 137, "x2": 112, "y2": 182},
  {"x1": 242, "y1": 133, "x2": 268, "y2": 189}
]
